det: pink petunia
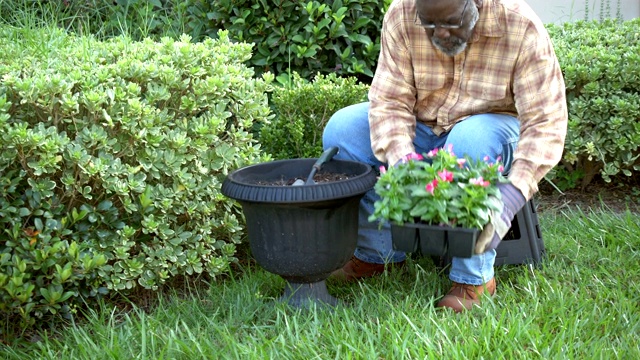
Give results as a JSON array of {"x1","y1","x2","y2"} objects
[
  {"x1": 438, "y1": 169, "x2": 454, "y2": 182},
  {"x1": 469, "y1": 177, "x2": 490, "y2": 187},
  {"x1": 483, "y1": 155, "x2": 490, "y2": 162},
  {"x1": 457, "y1": 158, "x2": 467, "y2": 168},
  {"x1": 425, "y1": 179, "x2": 439, "y2": 194},
  {"x1": 498, "y1": 165, "x2": 504, "y2": 173},
  {"x1": 426, "y1": 148, "x2": 439, "y2": 157},
  {"x1": 379, "y1": 165, "x2": 387, "y2": 174},
  {"x1": 401, "y1": 152, "x2": 424, "y2": 163},
  {"x1": 447, "y1": 144, "x2": 454, "y2": 153}
]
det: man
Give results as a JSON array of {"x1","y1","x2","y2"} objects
[{"x1": 322, "y1": 0, "x2": 567, "y2": 312}]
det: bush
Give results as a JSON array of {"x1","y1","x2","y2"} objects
[
  {"x1": 195, "y1": 0, "x2": 393, "y2": 80},
  {"x1": 260, "y1": 72, "x2": 369, "y2": 159},
  {"x1": 547, "y1": 19, "x2": 640, "y2": 188},
  {"x1": 1, "y1": 1, "x2": 393, "y2": 82},
  {"x1": 0, "y1": 26, "x2": 272, "y2": 330}
]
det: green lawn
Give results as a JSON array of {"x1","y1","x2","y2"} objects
[{"x1": 2, "y1": 207, "x2": 638, "y2": 359}]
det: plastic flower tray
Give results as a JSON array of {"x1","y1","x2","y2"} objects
[
  {"x1": 391, "y1": 200, "x2": 545, "y2": 265},
  {"x1": 391, "y1": 222, "x2": 480, "y2": 258}
]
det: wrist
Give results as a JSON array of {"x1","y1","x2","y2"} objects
[{"x1": 497, "y1": 182, "x2": 526, "y2": 214}]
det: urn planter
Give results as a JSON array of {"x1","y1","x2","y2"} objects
[
  {"x1": 221, "y1": 158, "x2": 376, "y2": 308},
  {"x1": 391, "y1": 223, "x2": 480, "y2": 258}
]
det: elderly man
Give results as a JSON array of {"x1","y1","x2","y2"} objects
[{"x1": 323, "y1": 0, "x2": 567, "y2": 312}]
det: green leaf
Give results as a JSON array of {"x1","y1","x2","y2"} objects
[
  {"x1": 353, "y1": 17, "x2": 370, "y2": 30},
  {"x1": 97, "y1": 200, "x2": 113, "y2": 211},
  {"x1": 34, "y1": 218, "x2": 43, "y2": 231},
  {"x1": 59, "y1": 291, "x2": 75, "y2": 303}
]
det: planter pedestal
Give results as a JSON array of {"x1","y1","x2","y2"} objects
[
  {"x1": 221, "y1": 158, "x2": 376, "y2": 308},
  {"x1": 281, "y1": 282, "x2": 338, "y2": 307}
]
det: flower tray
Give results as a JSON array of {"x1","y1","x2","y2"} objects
[{"x1": 391, "y1": 223, "x2": 480, "y2": 258}]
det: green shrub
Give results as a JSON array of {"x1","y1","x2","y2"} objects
[
  {"x1": 193, "y1": 0, "x2": 393, "y2": 80},
  {"x1": 260, "y1": 72, "x2": 369, "y2": 159},
  {"x1": 0, "y1": 26, "x2": 272, "y2": 330},
  {"x1": 547, "y1": 19, "x2": 640, "y2": 188},
  {"x1": 2, "y1": 1, "x2": 393, "y2": 81},
  {"x1": 0, "y1": 0, "x2": 186, "y2": 41}
]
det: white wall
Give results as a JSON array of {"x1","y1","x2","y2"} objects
[{"x1": 526, "y1": 0, "x2": 640, "y2": 23}]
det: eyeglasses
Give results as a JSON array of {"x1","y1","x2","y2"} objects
[{"x1": 414, "y1": 0, "x2": 469, "y2": 29}]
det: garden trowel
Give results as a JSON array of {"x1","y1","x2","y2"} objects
[{"x1": 292, "y1": 146, "x2": 340, "y2": 186}]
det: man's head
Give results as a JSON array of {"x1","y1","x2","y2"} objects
[{"x1": 415, "y1": 0, "x2": 481, "y2": 56}]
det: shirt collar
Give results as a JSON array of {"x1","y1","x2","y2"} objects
[{"x1": 470, "y1": 0, "x2": 505, "y2": 43}]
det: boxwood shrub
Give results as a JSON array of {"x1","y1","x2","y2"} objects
[
  {"x1": 0, "y1": 26, "x2": 272, "y2": 329},
  {"x1": 260, "y1": 72, "x2": 369, "y2": 159}
]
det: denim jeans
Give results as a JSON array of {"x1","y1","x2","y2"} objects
[{"x1": 322, "y1": 102, "x2": 520, "y2": 285}]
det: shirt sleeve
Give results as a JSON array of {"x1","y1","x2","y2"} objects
[
  {"x1": 509, "y1": 23, "x2": 568, "y2": 200},
  {"x1": 368, "y1": 7, "x2": 418, "y2": 166}
]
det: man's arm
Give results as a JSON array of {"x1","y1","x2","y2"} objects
[
  {"x1": 368, "y1": 5, "x2": 419, "y2": 166},
  {"x1": 509, "y1": 23, "x2": 568, "y2": 200}
]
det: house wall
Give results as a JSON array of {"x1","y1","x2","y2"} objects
[{"x1": 526, "y1": 0, "x2": 640, "y2": 23}]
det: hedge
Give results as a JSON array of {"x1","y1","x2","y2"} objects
[
  {"x1": 0, "y1": 26, "x2": 272, "y2": 329},
  {"x1": 547, "y1": 18, "x2": 640, "y2": 188}
]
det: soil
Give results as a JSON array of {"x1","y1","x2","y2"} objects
[
  {"x1": 535, "y1": 177, "x2": 640, "y2": 214},
  {"x1": 254, "y1": 172, "x2": 353, "y2": 186}
]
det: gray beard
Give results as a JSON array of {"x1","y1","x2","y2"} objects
[
  {"x1": 431, "y1": 36, "x2": 468, "y2": 56},
  {"x1": 431, "y1": 6, "x2": 479, "y2": 57}
]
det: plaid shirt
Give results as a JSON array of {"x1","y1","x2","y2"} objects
[{"x1": 369, "y1": 0, "x2": 568, "y2": 199}]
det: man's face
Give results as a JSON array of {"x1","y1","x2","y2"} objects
[{"x1": 415, "y1": 0, "x2": 479, "y2": 56}]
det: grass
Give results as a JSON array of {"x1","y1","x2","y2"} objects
[{"x1": 1, "y1": 206, "x2": 638, "y2": 359}]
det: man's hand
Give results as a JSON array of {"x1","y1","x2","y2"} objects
[{"x1": 475, "y1": 183, "x2": 526, "y2": 254}]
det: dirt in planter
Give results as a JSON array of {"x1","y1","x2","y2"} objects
[{"x1": 254, "y1": 172, "x2": 353, "y2": 186}]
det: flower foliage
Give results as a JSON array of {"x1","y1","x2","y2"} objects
[{"x1": 369, "y1": 146, "x2": 506, "y2": 229}]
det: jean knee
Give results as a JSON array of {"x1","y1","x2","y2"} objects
[
  {"x1": 446, "y1": 114, "x2": 519, "y2": 162},
  {"x1": 322, "y1": 102, "x2": 373, "y2": 162},
  {"x1": 324, "y1": 102, "x2": 368, "y2": 136}
]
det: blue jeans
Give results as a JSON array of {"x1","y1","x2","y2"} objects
[{"x1": 322, "y1": 102, "x2": 520, "y2": 285}]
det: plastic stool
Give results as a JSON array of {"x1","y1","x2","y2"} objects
[{"x1": 494, "y1": 198, "x2": 545, "y2": 266}]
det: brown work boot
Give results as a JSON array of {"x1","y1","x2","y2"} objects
[
  {"x1": 436, "y1": 278, "x2": 496, "y2": 313},
  {"x1": 329, "y1": 256, "x2": 405, "y2": 283}
]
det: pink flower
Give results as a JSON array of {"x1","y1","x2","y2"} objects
[
  {"x1": 483, "y1": 155, "x2": 490, "y2": 162},
  {"x1": 469, "y1": 177, "x2": 490, "y2": 187},
  {"x1": 438, "y1": 169, "x2": 454, "y2": 182},
  {"x1": 498, "y1": 165, "x2": 504, "y2": 173},
  {"x1": 379, "y1": 165, "x2": 387, "y2": 174},
  {"x1": 425, "y1": 179, "x2": 439, "y2": 194},
  {"x1": 446, "y1": 143, "x2": 454, "y2": 156},
  {"x1": 426, "y1": 148, "x2": 439, "y2": 157},
  {"x1": 457, "y1": 158, "x2": 467, "y2": 168},
  {"x1": 400, "y1": 152, "x2": 424, "y2": 163}
]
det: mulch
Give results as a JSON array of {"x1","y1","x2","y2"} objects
[{"x1": 535, "y1": 178, "x2": 640, "y2": 214}]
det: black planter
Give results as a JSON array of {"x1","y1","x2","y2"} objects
[
  {"x1": 391, "y1": 223, "x2": 480, "y2": 258},
  {"x1": 221, "y1": 158, "x2": 376, "y2": 308}
]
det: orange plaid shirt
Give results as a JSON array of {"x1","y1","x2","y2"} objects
[{"x1": 369, "y1": 0, "x2": 568, "y2": 199}]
